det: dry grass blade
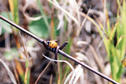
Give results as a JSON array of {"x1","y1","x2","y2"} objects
[
  {"x1": 77, "y1": 41, "x2": 105, "y2": 73},
  {"x1": 64, "y1": 65, "x2": 84, "y2": 84},
  {"x1": 89, "y1": 45, "x2": 105, "y2": 73},
  {"x1": 49, "y1": 74, "x2": 53, "y2": 84},
  {"x1": 42, "y1": 54, "x2": 74, "y2": 71},
  {"x1": 22, "y1": 0, "x2": 42, "y2": 21},
  {"x1": 35, "y1": 61, "x2": 51, "y2": 84},
  {"x1": 0, "y1": 59, "x2": 17, "y2": 84},
  {"x1": 79, "y1": 12, "x2": 104, "y2": 38},
  {"x1": 48, "y1": 0, "x2": 79, "y2": 25}
]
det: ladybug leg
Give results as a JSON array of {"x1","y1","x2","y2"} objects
[
  {"x1": 55, "y1": 52, "x2": 57, "y2": 61},
  {"x1": 54, "y1": 47, "x2": 59, "y2": 63},
  {"x1": 54, "y1": 42, "x2": 68, "y2": 63},
  {"x1": 59, "y1": 42, "x2": 68, "y2": 50}
]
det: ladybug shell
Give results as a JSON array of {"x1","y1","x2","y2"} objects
[{"x1": 48, "y1": 41, "x2": 58, "y2": 48}]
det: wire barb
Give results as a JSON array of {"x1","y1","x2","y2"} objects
[{"x1": 0, "y1": 15, "x2": 119, "y2": 84}]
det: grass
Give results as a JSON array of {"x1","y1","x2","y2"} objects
[
  {"x1": 8, "y1": 0, "x2": 30, "y2": 84},
  {"x1": 97, "y1": 0, "x2": 126, "y2": 82},
  {"x1": 78, "y1": 0, "x2": 126, "y2": 82}
]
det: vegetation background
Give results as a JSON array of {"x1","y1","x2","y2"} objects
[{"x1": 0, "y1": 0, "x2": 126, "y2": 84}]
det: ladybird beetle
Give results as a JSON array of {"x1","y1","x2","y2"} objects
[
  {"x1": 46, "y1": 40, "x2": 68, "y2": 62},
  {"x1": 47, "y1": 40, "x2": 58, "y2": 52},
  {"x1": 48, "y1": 40, "x2": 58, "y2": 48}
]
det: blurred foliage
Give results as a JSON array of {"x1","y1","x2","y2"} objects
[
  {"x1": 4, "y1": 48, "x2": 18, "y2": 60},
  {"x1": 2, "y1": 0, "x2": 126, "y2": 83},
  {"x1": 29, "y1": 17, "x2": 59, "y2": 38},
  {"x1": 29, "y1": 18, "x2": 49, "y2": 38},
  {"x1": 0, "y1": 12, "x2": 12, "y2": 35},
  {"x1": 37, "y1": 0, "x2": 50, "y2": 31},
  {"x1": 8, "y1": 0, "x2": 19, "y2": 33},
  {"x1": 8, "y1": 0, "x2": 19, "y2": 24}
]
